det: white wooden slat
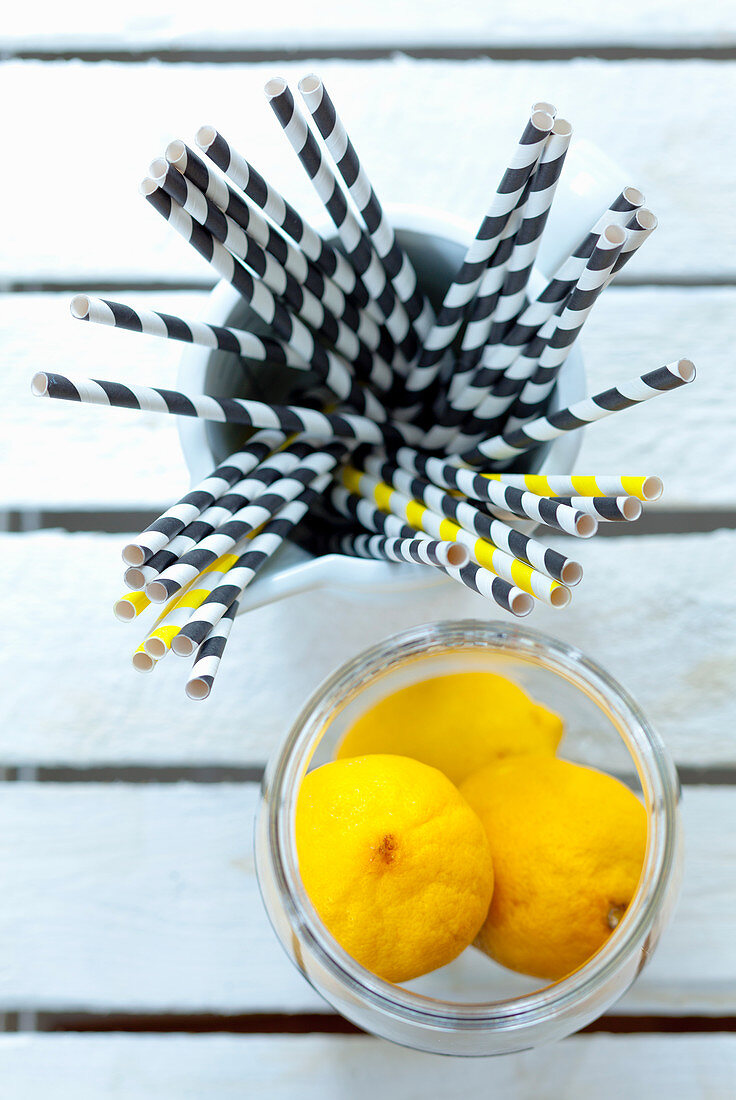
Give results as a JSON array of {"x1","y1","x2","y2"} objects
[
  {"x1": 0, "y1": 783, "x2": 731, "y2": 1013},
  {"x1": 1, "y1": 1034, "x2": 735, "y2": 1100},
  {"x1": 0, "y1": 528, "x2": 734, "y2": 767},
  {"x1": 1, "y1": 60, "x2": 733, "y2": 282},
  {"x1": 2, "y1": 1, "x2": 734, "y2": 51},
  {"x1": 3, "y1": 286, "x2": 731, "y2": 510}
]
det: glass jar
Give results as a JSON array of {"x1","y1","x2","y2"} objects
[{"x1": 255, "y1": 621, "x2": 682, "y2": 1056}]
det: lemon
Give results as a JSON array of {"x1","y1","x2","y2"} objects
[
  {"x1": 337, "y1": 672, "x2": 562, "y2": 786},
  {"x1": 296, "y1": 754, "x2": 494, "y2": 983},
  {"x1": 460, "y1": 755, "x2": 647, "y2": 982}
]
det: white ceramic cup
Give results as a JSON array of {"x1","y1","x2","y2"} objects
[{"x1": 176, "y1": 142, "x2": 628, "y2": 612}]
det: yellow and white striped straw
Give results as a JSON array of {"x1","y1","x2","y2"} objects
[
  {"x1": 131, "y1": 642, "x2": 157, "y2": 673},
  {"x1": 141, "y1": 548, "x2": 244, "y2": 658},
  {"x1": 115, "y1": 589, "x2": 151, "y2": 622},
  {"x1": 482, "y1": 474, "x2": 663, "y2": 501},
  {"x1": 342, "y1": 468, "x2": 570, "y2": 607}
]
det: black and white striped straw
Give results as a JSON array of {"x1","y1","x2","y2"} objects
[
  {"x1": 299, "y1": 74, "x2": 433, "y2": 342},
  {"x1": 452, "y1": 188, "x2": 646, "y2": 418},
  {"x1": 71, "y1": 294, "x2": 308, "y2": 370},
  {"x1": 457, "y1": 358, "x2": 696, "y2": 465},
  {"x1": 140, "y1": 181, "x2": 387, "y2": 421},
  {"x1": 159, "y1": 150, "x2": 397, "y2": 374},
  {"x1": 332, "y1": 532, "x2": 468, "y2": 571},
  {"x1": 195, "y1": 124, "x2": 373, "y2": 311},
  {"x1": 450, "y1": 223, "x2": 629, "y2": 449},
  {"x1": 389, "y1": 446, "x2": 597, "y2": 537},
  {"x1": 400, "y1": 109, "x2": 555, "y2": 401},
  {"x1": 501, "y1": 224, "x2": 627, "y2": 430},
  {"x1": 185, "y1": 600, "x2": 239, "y2": 700},
  {"x1": 553, "y1": 496, "x2": 642, "y2": 521},
  {"x1": 171, "y1": 486, "x2": 328, "y2": 655},
  {"x1": 265, "y1": 77, "x2": 419, "y2": 365},
  {"x1": 31, "y1": 371, "x2": 424, "y2": 448},
  {"x1": 122, "y1": 432, "x2": 288, "y2": 566},
  {"x1": 124, "y1": 444, "x2": 340, "y2": 587},
  {"x1": 151, "y1": 166, "x2": 394, "y2": 396},
  {"x1": 481, "y1": 118, "x2": 572, "y2": 351},
  {"x1": 146, "y1": 468, "x2": 337, "y2": 603}
]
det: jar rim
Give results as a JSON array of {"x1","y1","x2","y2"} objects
[{"x1": 263, "y1": 620, "x2": 681, "y2": 1031}]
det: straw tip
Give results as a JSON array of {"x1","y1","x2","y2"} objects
[
  {"x1": 139, "y1": 177, "x2": 157, "y2": 197},
  {"x1": 264, "y1": 76, "x2": 287, "y2": 98},
  {"x1": 677, "y1": 358, "x2": 696, "y2": 381},
  {"x1": 30, "y1": 372, "x2": 49, "y2": 396},
  {"x1": 185, "y1": 678, "x2": 211, "y2": 700},
  {"x1": 195, "y1": 125, "x2": 216, "y2": 149},
  {"x1": 642, "y1": 476, "x2": 664, "y2": 501},
  {"x1": 122, "y1": 544, "x2": 146, "y2": 567},
  {"x1": 69, "y1": 294, "x2": 90, "y2": 319},
  {"x1": 298, "y1": 74, "x2": 322, "y2": 96},
  {"x1": 623, "y1": 185, "x2": 646, "y2": 208},
  {"x1": 145, "y1": 581, "x2": 170, "y2": 604},
  {"x1": 165, "y1": 139, "x2": 186, "y2": 167},
  {"x1": 113, "y1": 600, "x2": 135, "y2": 622},
  {"x1": 171, "y1": 635, "x2": 195, "y2": 657},
  {"x1": 149, "y1": 156, "x2": 168, "y2": 182},
  {"x1": 602, "y1": 224, "x2": 626, "y2": 246}
]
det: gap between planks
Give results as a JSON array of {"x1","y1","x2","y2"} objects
[
  {"x1": 2, "y1": 1011, "x2": 736, "y2": 1036},
  {"x1": 0, "y1": 765, "x2": 733, "y2": 785},
  {"x1": 6, "y1": 45, "x2": 736, "y2": 64}
]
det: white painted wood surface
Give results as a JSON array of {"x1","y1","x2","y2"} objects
[
  {"x1": 4, "y1": 286, "x2": 728, "y2": 510},
  {"x1": 1, "y1": 529, "x2": 734, "y2": 767},
  {"x1": 2, "y1": 60, "x2": 733, "y2": 283},
  {"x1": 0, "y1": 783, "x2": 730, "y2": 1014},
  {"x1": 3, "y1": 1, "x2": 734, "y2": 50},
  {"x1": 1, "y1": 1034, "x2": 735, "y2": 1100}
]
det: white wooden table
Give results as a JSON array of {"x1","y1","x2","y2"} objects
[{"x1": 2, "y1": 6, "x2": 736, "y2": 1096}]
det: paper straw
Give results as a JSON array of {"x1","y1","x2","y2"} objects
[
  {"x1": 166, "y1": 141, "x2": 396, "y2": 367},
  {"x1": 195, "y1": 125, "x2": 373, "y2": 311},
  {"x1": 171, "y1": 485, "x2": 329, "y2": 654},
  {"x1": 123, "y1": 432, "x2": 287, "y2": 566},
  {"x1": 339, "y1": 465, "x2": 580, "y2": 584},
  {"x1": 147, "y1": 468, "x2": 336, "y2": 604},
  {"x1": 154, "y1": 163, "x2": 394, "y2": 393},
  {"x1": 332, "y1": 532, "x2": 468, "y2": 570},
  {"x1": 401, "y1": 109, "x2": 554, "y2": 399},
  {"x1": 265, "y1": 77, "x2": 418, "y2": 365},
  {"x1": 124, "y1": 445, "x2": 330, "y2": 586},
  {"x1": 501, "y1": 224, "x2": 627, "y2": 430},
  {"x1": 141, "y1": 550, "x2": 244, "y2": 658},
  {"x1": 457, "y1": 359, "x2": 696, "y2": 465},
  {"x1": 185, "y1": 601, "x2": 239, "y2": 700},
  {"x1": 329, "y1": 486, "x2": 533, "y2": 615},
  {"x1": 32, "y1": 371, "x2": 424, "y2": 448},
  {"x1": 480, "y1": 474, "x2": 663, "y2": 501},
  {"x1": 70, "y1": 294, "x2": 309, "y2": 370},
  {"x1": 481, "y1": 118, "x2": 572, "y2": 350},
  {"x1": 451, "y1": 189, "x2": 646, "y2": 420},
  {"x1": 342, "y1": 466, "x2": 574, "y2": 603},
  {"x1": 132, "y1": 643, "x2": 157, "y2": 673},
  {"x1": 141, "y1": 180, "x2": 387, "y2": 420},
  {"x1": 114, "y1": 589, "x2": 151, "y2": 622},
  {"x1": 140, "y1": 181, "x2": 387, "y2": 421},
  {"x1": 389, "y1": 446, "x2": 597, "y2": 537},
  {"x1": 553, "y1": 496, "x2": 642, "y2": 521},
  {"x1": 299, "y1": 75, "x2": 432, "y2": 342}
]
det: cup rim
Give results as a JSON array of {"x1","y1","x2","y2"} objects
[{"x1": 262, "y1": 620, "x2": 681, "y2": 1031}]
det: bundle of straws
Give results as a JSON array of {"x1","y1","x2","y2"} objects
[{"x1": 33, "y1": 75, "x2": 695, "y2": 699}]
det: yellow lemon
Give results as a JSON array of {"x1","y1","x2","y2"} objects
[
  {"x1": 337, "y1": 672, "x2": 562, "y2": 786},
  {"x1": 296, "y1": 754, "x2": 494, "y2": 983},
  {"x1": 460, "y1": 755, "x2": 647, "y2": 982}
]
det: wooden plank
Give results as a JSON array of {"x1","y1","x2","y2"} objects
[
  {"x1": 2, "y1": 2, "x2": 735, "y2": 52},
  {"x1": 4, "y1": 286, "x2": 726, "y2": 511},
  {"x1": 1, "y1": 60, "x2": 733, "y2": 282},
  {"x1": 1, "y1": 1034, "x2": 736, "y2": 1100},
  {"x1": 1, "y1": 528, "x2": 735, "y2": 767},
  {"x1": 0, "y1": 783, "x2": 732, "y2": 1013}
]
